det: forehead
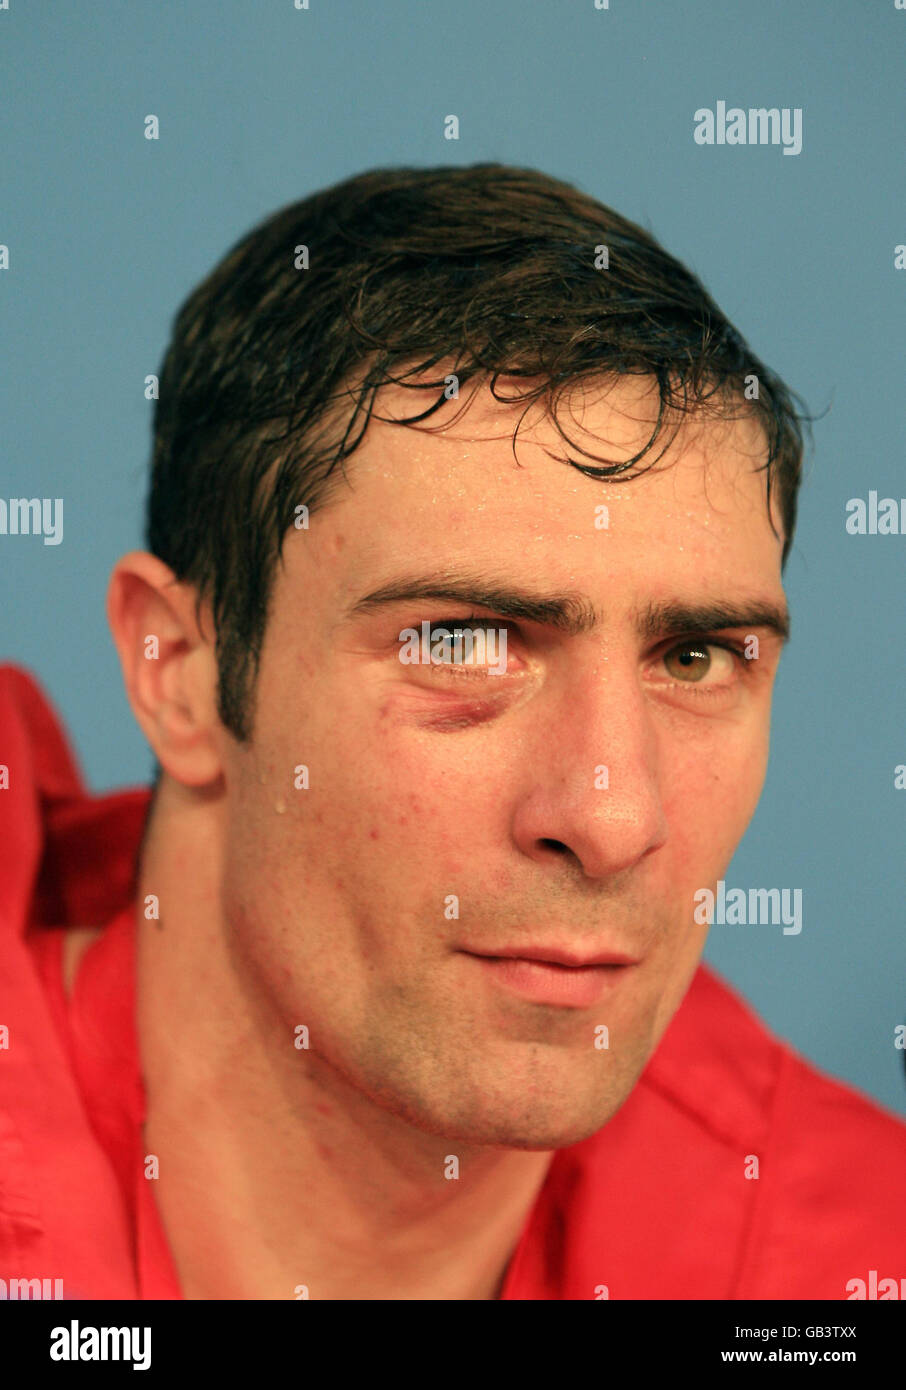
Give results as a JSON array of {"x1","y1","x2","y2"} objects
[{"x1": 304, "y1": 373, "x2": 784, "y2": 609}]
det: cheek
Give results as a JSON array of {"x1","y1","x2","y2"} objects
[
  {"x1": 235, "y1": 731, "x2": 470, "y2": 916},
  {"x1": 313, "y1": 716, "x2": 480, "y2": 836},
  {"x1": 664, "y1": 722, "x2": 770, "y2": 869}
]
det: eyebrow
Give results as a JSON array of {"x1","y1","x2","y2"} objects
[{"x1": 345, "y1": 572, "x2": 791, "y2": 645}]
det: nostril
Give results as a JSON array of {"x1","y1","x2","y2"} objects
[{"x1": 539, "y1": 839, "x2": 570, "y2": 855}]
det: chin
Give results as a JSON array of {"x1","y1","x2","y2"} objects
[
  {"x1": 479, "y1": 1117, "x2": 619, "y2": 1152},
  {"x1": 386, "y1": 1087, "x2": 632, "y2": 1151}
]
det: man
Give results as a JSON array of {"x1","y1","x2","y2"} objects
[{"x1": 2, "y1": 163, "x2": 904, "y2": 1301}]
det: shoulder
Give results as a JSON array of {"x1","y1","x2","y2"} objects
[
  {"x1": 643, "y1": 964, "x2": 906, "y2": 1294},
  {"x1": 0, "y1": 662, "x2": 83, "y2": 790},
  {"x1": 647, "y1": 962, "x2": 906, "y2": 1163},
  {"x1": 542, "y1": 966, "x2": 905, "y2": 1298},
  {"x1": 0, "y1": 662, "x2": 151, "y2": 934}
]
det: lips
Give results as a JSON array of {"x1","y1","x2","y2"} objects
[
  {"x1": 460, "y1": 945, "x2": 639, "y2": 1008},
  {"x1": 464, "y1": 945, "x2": 640, "y2": 968}
]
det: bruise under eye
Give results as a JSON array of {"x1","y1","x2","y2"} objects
[
  {"x1": 387, "y1": 674, "x2": 515, "y2": 730},
  {"x1": 415, "y1": 703, "x2": 502, "y2": 731}
]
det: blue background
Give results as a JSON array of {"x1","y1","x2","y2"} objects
[{"x1": 1, "y1": 0, "x2": 904, "y2": 1115}]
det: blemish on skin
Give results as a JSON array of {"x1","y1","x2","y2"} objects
[
  {"x1": 275, "y1": 797, "x2": 286, "y2": 814},
  {"x1": 369, "y1": 828, "x2": 380, "y2": 840}
]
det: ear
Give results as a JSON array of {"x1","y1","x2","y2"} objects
[{"x1": 107, "y1": 551, "x2": 224, "y2": 787}]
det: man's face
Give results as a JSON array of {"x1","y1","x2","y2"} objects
[{"x1": 217, "y1": 375, "x2": 788, "y2": 1149}]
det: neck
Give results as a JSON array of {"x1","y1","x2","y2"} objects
[{"x1": 135, "y1": 777, "x2": 552, "y2": 1300}]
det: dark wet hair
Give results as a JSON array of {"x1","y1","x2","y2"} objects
[{"x1": 147, "y1": 162, "x2": 811, "y2": 741}]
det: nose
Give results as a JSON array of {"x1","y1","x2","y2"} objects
[{"x1": 509, "y1": 664, "x2": 668, "y2": 881}]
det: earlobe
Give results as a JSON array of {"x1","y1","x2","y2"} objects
[{"x1": 107, "y1": 550, "x2": 224, "y2": 787}]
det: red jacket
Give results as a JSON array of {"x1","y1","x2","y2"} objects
[{"x1": 1, "y1": 663, "x2": 904, "y2": 1299}]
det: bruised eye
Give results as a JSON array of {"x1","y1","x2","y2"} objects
[{"x1": 406, "y1": 617, "x2": 517, "y2": 676}]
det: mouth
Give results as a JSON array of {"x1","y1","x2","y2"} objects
[{"x1": 459, "y1": 947, "x2": 640, "y2": 1008}]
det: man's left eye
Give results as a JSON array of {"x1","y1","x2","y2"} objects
[{"x1": 662, "y1": 641, "x2": 737, "y2": 684}]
